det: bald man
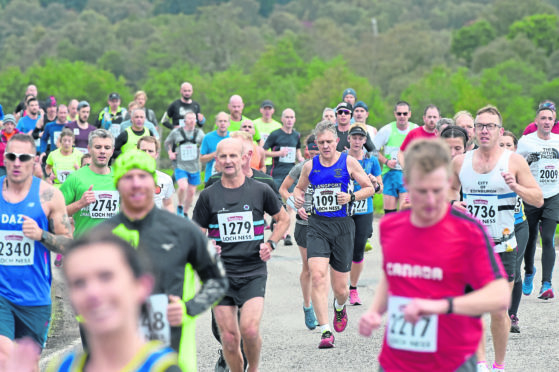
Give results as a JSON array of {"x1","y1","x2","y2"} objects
[{"x1": 162, "y1": 82, "x2": 206, "y2": 129}]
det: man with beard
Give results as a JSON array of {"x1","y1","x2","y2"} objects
[
  {"x1": 64, "y1": 101, "x2": 96, "y2": 153},
  {"x1": 162, "y1": 82, "x2": 206, "y2": 129}
]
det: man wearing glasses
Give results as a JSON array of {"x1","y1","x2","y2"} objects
[
  {"x1": 0, "y1": 133, "x2": 72, "y2": 365},
  {"x1": 334, "y1": 102, "x2": 375, "y2": 153},
  {"x1": 450, "y1": 105, "x2": 542, "y2": 372},
  {"x1": 373, "y1": 101, "x2": 418, "y2": 214}
]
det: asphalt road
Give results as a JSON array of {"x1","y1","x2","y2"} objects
[{"x1": 40, "y1": 215, "x2": 559, "y2": 371}]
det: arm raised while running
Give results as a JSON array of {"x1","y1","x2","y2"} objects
[
  {"x1": 505, "y1": 152, "x2": 543, "y2": 208},
  {"x1": 402, "y1": 278, "x2": 509, "y2": 323},
  {"x1": 22, "y1": 183, "x2": 72, "y2": 254},
  {"x1": 293, "y1": 160, "x2": 312, "y2": 209}
]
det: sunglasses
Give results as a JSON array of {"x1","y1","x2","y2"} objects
[
  {"x1": 5, "y1": 152, "x2": 34, "y2": 162},
  {"x1": 396, "y1": 112, "x2": 409, "y2": 116},
  {"x1": 538, "y1": 102, "x2": 556, "y2": 112},
  {"x1": 337, "y1": 110, "x2": 351, "y2": 115}
]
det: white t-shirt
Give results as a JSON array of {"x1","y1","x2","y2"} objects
[
  {"x1": 517, "y1": 132, "x2": 559, "y2": 199},
  {"x1": 154, "y1": 170, "x2": 175, "y2": 209}
]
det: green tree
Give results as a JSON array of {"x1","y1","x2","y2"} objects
[
  {"x1": 451, "y1": 20, "x2": 496, "y2": 65},
  {"x1": 508, "y1": 14, "x2": 559, "y2": 55}
]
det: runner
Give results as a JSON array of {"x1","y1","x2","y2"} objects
[
  {"x1": 0, "y1": 133, "x2": 72, "y2": 366},
  {"x1": 164, "y1": 111, "x2": 205, "y2": 217},
  {"x1": 46, "y1": 231, "x2": 181, "y2": 372},
  {"x1": 498, "y1": 131, "x2": 529, "y2": 333},
  {"x1": 373, "y1": 101, "x2": 418, "y2": 214},
  {"x1": 137, "y1": 136, "x2": 175, "y2": 214},
  {"x1": 516, "y1": 104, "x2": 559, "y2": 300},
  {"x1": 45, "y1": 129, "x2": 83, "y2": 186},
  {"x1": 99, "y1": 149, "x2": 228, "y2": 371},
  {"x1": 200, "y1": 112, "x2": 230, "y2": 183},
  {"x1": 253, "y1": 100, "x2": 281, "y2": 173},
  {"x1": 63, "y1": 101, "x2": 96, "y2": 154},
  {"x1": 346, "y1": 124, "x2": 382, "y2": 306},
  {"x1": 359, "y1": 138, "x2": 510, "y2": 372},
  {"x1": 450, "y1": 105, "x2": 543, "y2": 372},
  {"x1": 95, "y1": 92, "x2": 127, "y2": 137},
  {"x1": 161, "y1": 82, "x2": 205, "y2": 129},
  {"x1": 293, "y1": 120, "x2": 374, "y2": 349},
  {"x1": 193, "y1": 138, "x2": 290, "y2": 372},
  {"x1": 334, "y1": 102, "x2": 375, "y2": 153},
  {"x1": 113, "y1": 108, "x2": 155, "y2": 159},
  {"x1": 279, "y1": 134, "x2": 320, "y2": 329},
  {"x1": 440, "y1": 125, "x2": 468, "y2": 159},
  {"x1": 0, "y1": 115, "x2": 20, "y2": 177},
  {"x1": 454, "y1": 110, "x2": 476, "y2": 151},
  {"x1": 61, "y1": 129, "x2": 117, "y2": 238},
  {"x1": 263, "y1": 108, "x2": 304, "y2": 246},
  {"x1": 397, "y1": 104, "x2": 440, "y2": 167},
  {"x1": 240, "y1": 119, "x2": 266, "y2": 172}
]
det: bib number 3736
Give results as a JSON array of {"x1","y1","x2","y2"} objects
[{"x1": 386, "y1": 296, "x2": 438, "y2": 353}]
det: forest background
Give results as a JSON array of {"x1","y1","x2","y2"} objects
[{"x1": 1, "y1": 0, "x2": 559, "y2": 137}]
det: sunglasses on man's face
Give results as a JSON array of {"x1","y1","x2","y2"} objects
[
  {"x1": 396, "y1": 112, "x2": 409, "y2": 116},
  {"x1": 4, "y1": 152, "x2": 34, "y2": 162},
  {"x1": 337, "y1": 110, "x2": 351, "y2": 116}
]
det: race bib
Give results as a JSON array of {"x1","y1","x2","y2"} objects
[
  {"x1": 279, "y1": 147, "x2": 296, "y2": 163},
  {"x1": 180, "y1": 144, "x2": 197, "y2": 161},
  {"x1": 514, "y1": 196, "x2": 522, "y2": 214},
  {"x1": 386, "y1": 296, "x2": 438, "y2": 353},
  {"x1": 140, "y1": 294, "x2": 171, "y2": 346},
  {"x1": 34, "y1": 138, "x2": 41, "y2": 148},
  {"x1": 312, "y1": 186, "x2": 341, "y2": 213},
  {"x1": 179, "y1": 119, "x2": 185, "y2": 127},
  {"x1": 217, "y1": 211, "x2": 254, "y2": 243},
  {"x1": 57, "y1": 170, "x2": 73, "y2": 183},
  {"x1": 354, "y1": 199, "x2": 368, "y2": 214},
  {"x1": 538, "y1": 161, "x2": 559, "y2": 185},
  {"x1": 210, "y1": 161, "x2": 219, "y2": 176},
  {"x1": 89, "y1": 191, "x2": 120, "y2": 219},
  {"x1": 466, "y1": 196, "x2": 498, "y2": 227},
  {"x1": 73, "y1": 128, "x2": 80, "y2": 136},
  {"x1": 0, "y1": 231, "x2": 34, "y2": 266},
  {"x1": 109, "y1": 124, "x2": 121, "y2": 138},
  {"x1": 53, "y1": 131, "x2": 62, "y2": 145}
]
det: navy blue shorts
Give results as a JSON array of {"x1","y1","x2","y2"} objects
[{"x1": 0, "y1": 296, "x2": 51, "y2": 348}]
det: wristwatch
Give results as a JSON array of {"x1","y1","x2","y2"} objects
[
  {"x1": 350, "y1": 192, "x2": 356, "y2": 203},
  {"x1": 267, "y1": 239, "x2": 277, "y2": 250},
  {"x1": 40, "y1": 229, "x2": 48, "y2": 243}
]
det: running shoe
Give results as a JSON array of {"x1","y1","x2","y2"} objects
[
  {"x1": 509, "y1": 314, "x2": 520, "y2": 333},
  {"x1": 365, "y1": 240, "x2": 373, "y2": 252},
  {"x1": 537, "y1": 281, "x2": 554, "y2": 300},
  {"x1": 476, "y1": 362, "x2": 490, "y2": 372},
  {"x1": 522, "y1": 267, "x2": 536, "y2": 296},
  {"x1": 303, "y1": 304, "x2": 318, "y2": 330},
  {"x1": 349, "y1": 288, "x2": 362, "y2": 305},
  {"x1": 214, "y1": 349, "x2": 229, "y2": 372},
  {"x1": 177, "y1": 205, "x2": 185, "y2": 217},
  {"x1": 491, "y1": 363, "x2": 505, "y2": 372},
  {"x1": 318, "y1": 331, "x2": 335, "y2": 349},
  {"x1": 284, "y1": 234, "x2": 293, "y2": 246},
  {"x1": 333, "y1": 301, "x2": 348, "y2": 332}
]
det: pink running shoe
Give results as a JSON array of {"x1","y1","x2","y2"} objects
[
  {"x1": 349, "y1": 289, "x2": 362, "y2": 305},
  {"x1": 318, "y1": 331, "x2": 335, "y2": 349},
  {"x1": 333, "y1": 301, "x2": 348, "y2": 332}
]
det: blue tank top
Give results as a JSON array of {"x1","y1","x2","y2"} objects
[
  {"x1": 309, "y1": 152, "x2": 352, "y2": 217},
  {"x1": 0, "y1": 176, "x2": 51, "y2": 306},
  {"x1": 353, "y1": 157, "x2": 376, "y2": 215}
]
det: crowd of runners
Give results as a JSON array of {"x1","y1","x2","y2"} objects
[{"x1": 0, "y1": 82, "x2": 557, "y2": 371}]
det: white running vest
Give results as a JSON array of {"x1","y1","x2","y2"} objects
[{"x1": 460, "y1": 150, "x2": 517, "y2": 253}]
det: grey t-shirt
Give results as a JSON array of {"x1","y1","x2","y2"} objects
[{"x1": 164, "y1": 127, "x2": 205, "y2": 173}]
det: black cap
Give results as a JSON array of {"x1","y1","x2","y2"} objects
[
  {"x1": 336, "y1": 102, "x2": 353, "y2": 116},
  {"x1": 349, "y1": 125, "x2": 367, "y2": 137},
  {"x1": 108, "y1": 92, "x2": 120, "y2": 100},
  {"x1": 261, "y1": 100, "x2": 274, "y2": 109}
]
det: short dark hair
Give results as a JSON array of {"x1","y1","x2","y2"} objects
[
  {"x1": 394, "y1": 100, "x2": 411, "y2": 112},
  {"x1": 7, "y1": 133, "x2": 37, "y2": 154},
  {"x1": 423, "y1": 104, "x2": 440, "y2": 116},
  {"x1": 440, "y1": 125, "x2": 468, "y2": 149}
]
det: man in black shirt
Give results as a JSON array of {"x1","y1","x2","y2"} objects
[{"x1": 162, "y1": 82, "x2": 205, "y2": 129}]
